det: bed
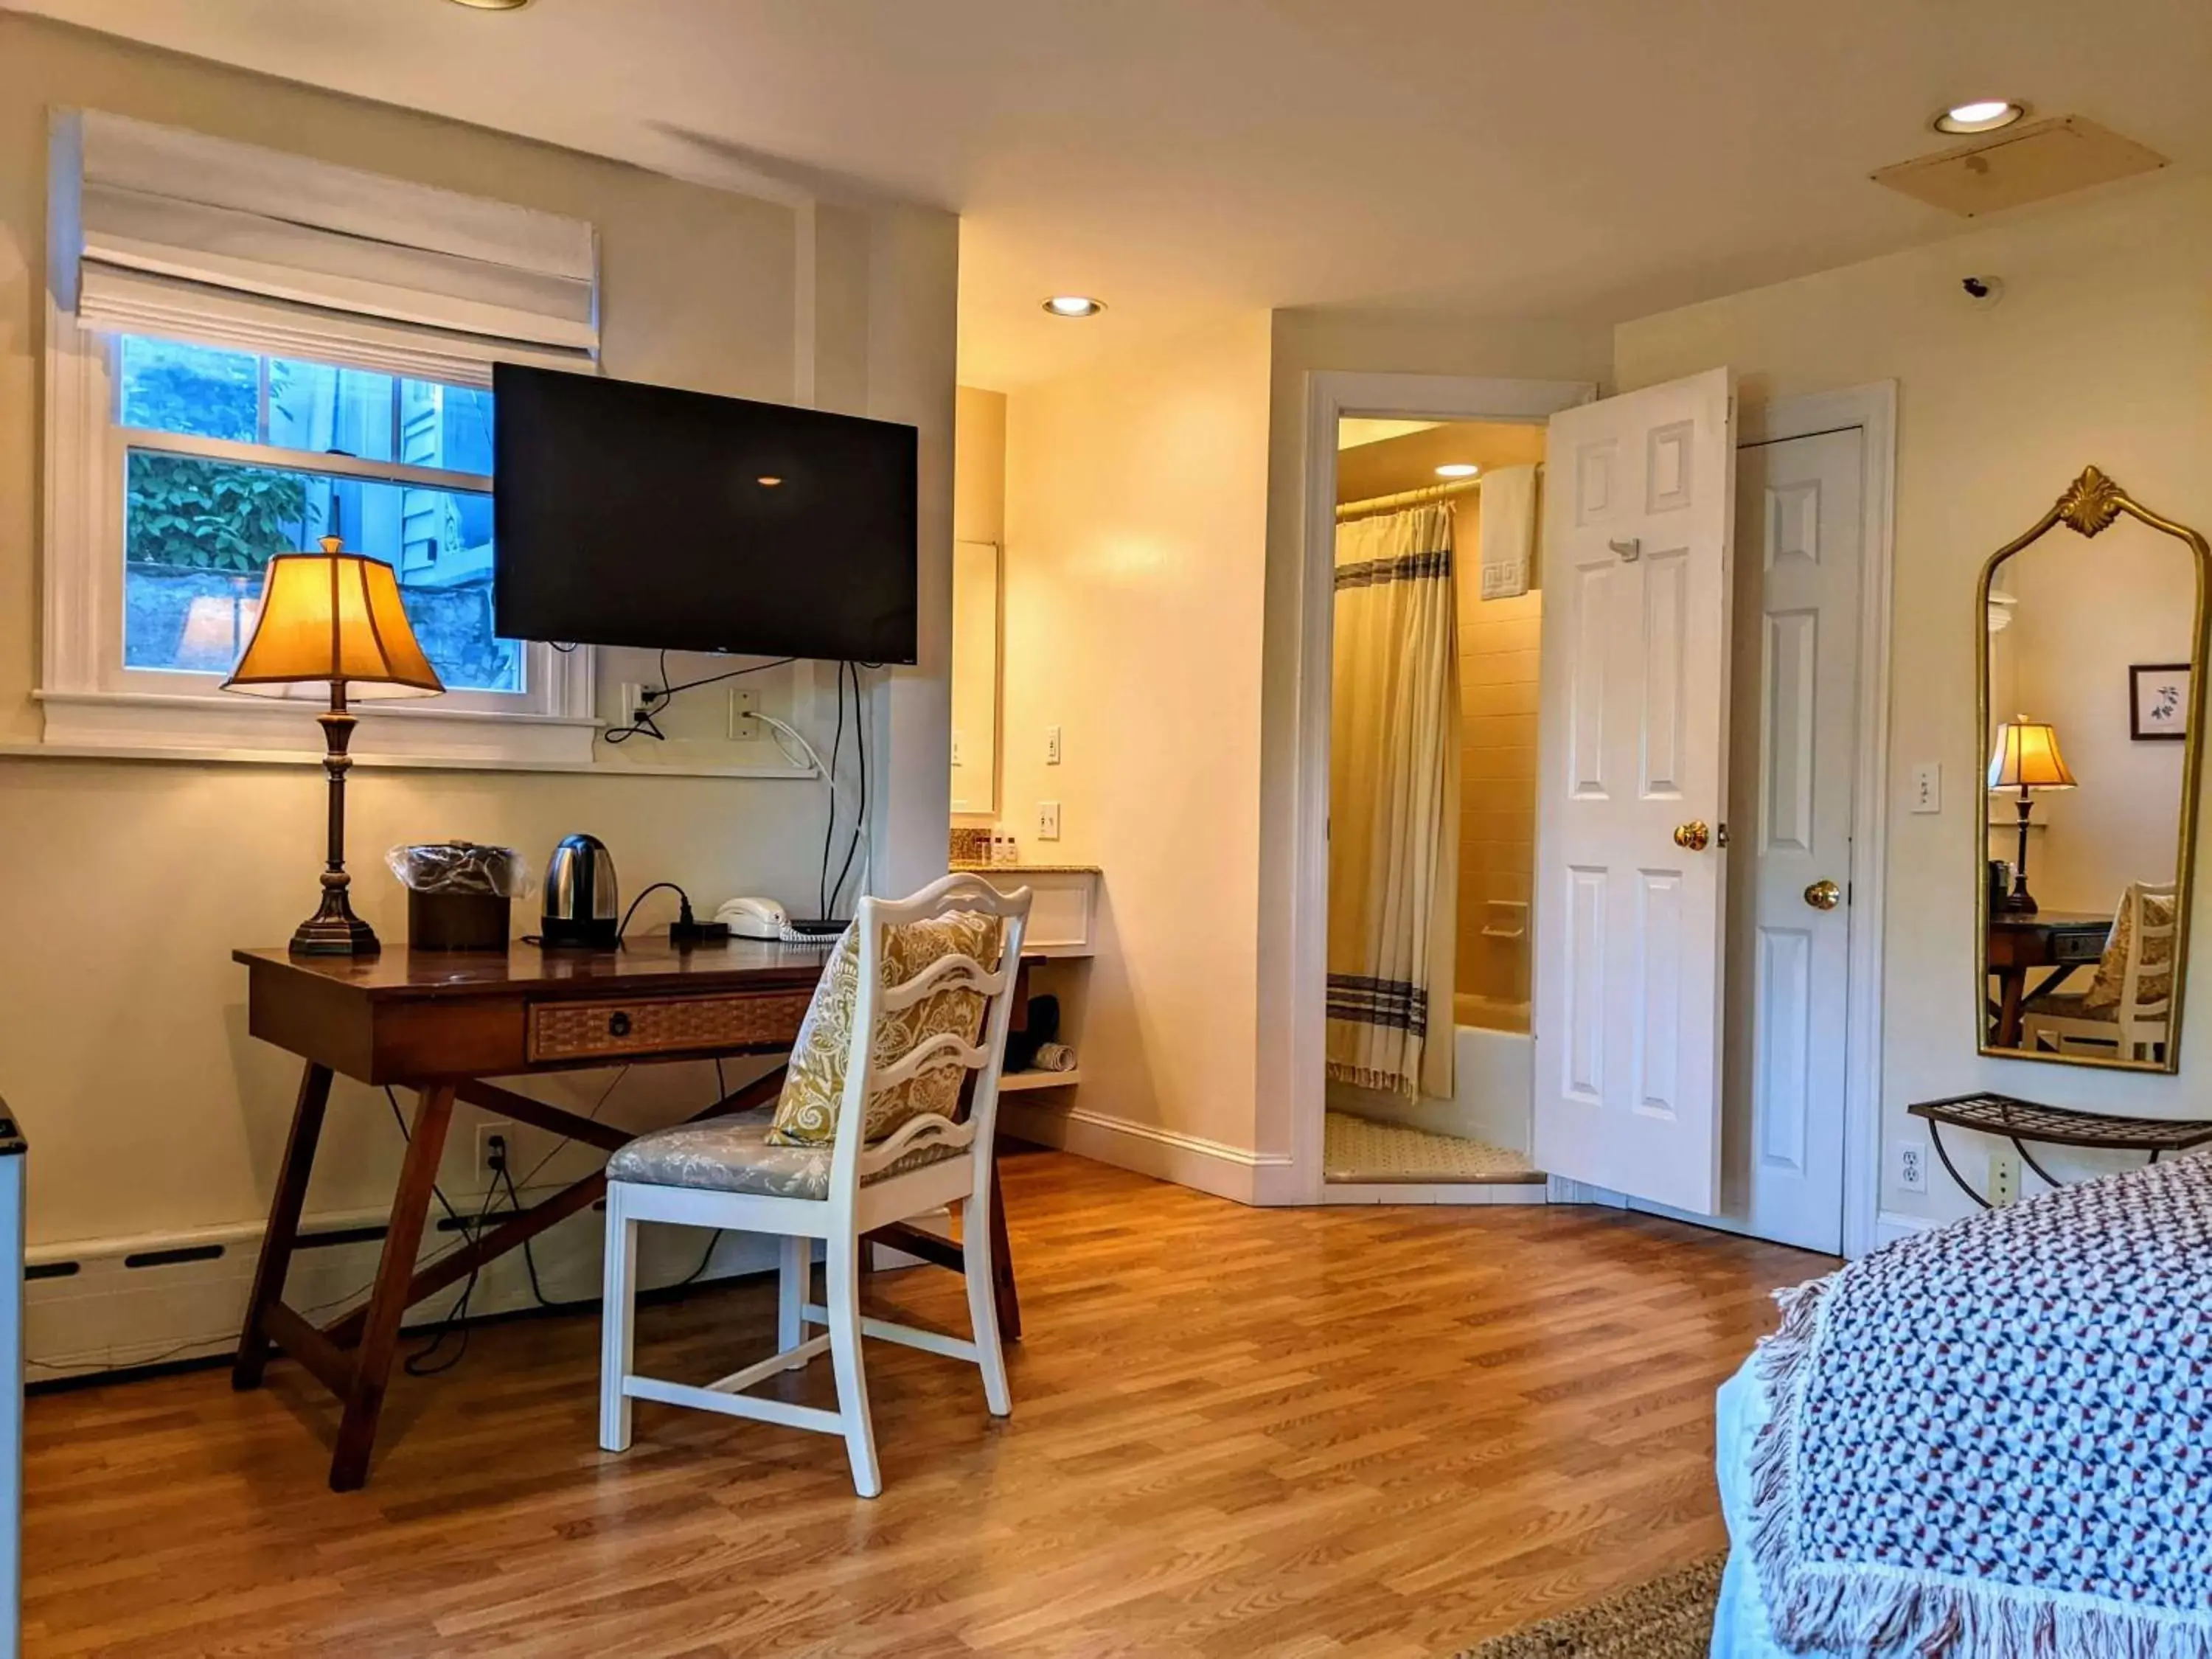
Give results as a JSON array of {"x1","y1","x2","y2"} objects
[{"x1": 1708, "y1": 1154, "x2": 2212, "y2": 1659}]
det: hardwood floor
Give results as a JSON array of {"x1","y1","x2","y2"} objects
[{"x1": 23, "y1": 1150, "x2": 1826, "y2": 1658}]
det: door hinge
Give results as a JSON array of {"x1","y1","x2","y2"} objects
[{"x1": 1717, "y1": 821, "x2": 1729, "y2": 849}]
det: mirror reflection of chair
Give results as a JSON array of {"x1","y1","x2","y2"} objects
[{"x1": 2020, "y1": 880, "x2": 2176, "y2": 1064}]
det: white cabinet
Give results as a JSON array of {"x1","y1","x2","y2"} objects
[{"x1": 953, "y1": 865, "x2": 1098, "y2": 1095}]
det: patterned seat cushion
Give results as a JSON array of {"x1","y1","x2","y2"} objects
[
  {"x1": 608, "y1": 1107, "x2": 966, "y2": 1200},
  {"x1": 768, "y1": 910, "x2": 1002, "y2": 1149}
]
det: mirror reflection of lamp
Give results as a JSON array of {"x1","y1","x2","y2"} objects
[
  {"x1": 1987, "y1": 716, "x2": 2076, "y2": 914},
  {"x1": 176, "y1": 580, "x2": 262, "y2": 672}
]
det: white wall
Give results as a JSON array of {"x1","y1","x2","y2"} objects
[
  {"x1": 1615, "y1": 170, "x2": 2212, "y2": 1222},
  {"x1": 999, "y1": 315, "x2": 1276, "y2": 1160},
  {"x1": 0, "y1": 16, "x2": 957, "y2": 1248}
]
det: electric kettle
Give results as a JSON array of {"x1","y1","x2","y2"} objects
[{"x1": 541, "y1": 833, "x2": 620, "y2": 948}]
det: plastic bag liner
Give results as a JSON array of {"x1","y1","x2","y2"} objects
[{"x1": 385, "y1": 842, "x2": 532, "y2": 899}]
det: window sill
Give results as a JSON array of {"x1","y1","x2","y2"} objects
[{"x1": 26, "y1": 691, "x2": 817, "y2": 779}]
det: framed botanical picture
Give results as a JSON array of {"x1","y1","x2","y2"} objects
[{"x1": 2130, "y1": 662, "x2": 2192, "y2": 741}]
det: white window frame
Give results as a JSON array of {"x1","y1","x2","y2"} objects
[{"x1": 38, "y1": 302, "x2": 599, "y2": 765}]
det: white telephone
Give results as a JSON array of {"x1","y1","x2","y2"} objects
[{"x1": 717, "y1": 896, "x2": 791, "y2": 941}]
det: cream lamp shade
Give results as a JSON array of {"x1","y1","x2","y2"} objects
[
  {"x1": 223, "y1": 538, "x2": 444, "y2": 698},
  {"x1": 1987, "y1": 717, "x2": 2076, "y2": 792}
]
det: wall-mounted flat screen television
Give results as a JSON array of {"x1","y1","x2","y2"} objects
[{"x1": 493, "y1": 365, "x2": 919, "y2": 664}]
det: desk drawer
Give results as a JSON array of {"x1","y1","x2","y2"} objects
[
  {"x1": 527, "y1": 992, "x2": 812, "y2": 1062},
  {"x1": 2052, "y1": 928, "x2": 2110, "y2": 963}
]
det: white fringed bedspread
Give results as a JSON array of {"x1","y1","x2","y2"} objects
[{"x1": 1746, "y1": 1153, "x2": 2212, "y2": 1658}]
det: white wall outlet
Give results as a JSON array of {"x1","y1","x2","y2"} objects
[
  {"x1": 618, "y1": 682, "x2": 649, "y2": 723},
  {"x1": 1911, "y1": 761, "x2": 1941, "y2": 814},
  {"x1": 1046, "y1": 725, "x2": 1062, "y2": 765},
  {"x1": 1891, "y1": 1138, "x2": 1927, "y2": 1194},
  {"x1": 1988, "y1": 1146, "x2": 2021, "y2": 1206},
  {"x1": 727, "y1": 688, "x2": 759, "y2": 741},
  {"x1": 1037, "y1": 801, "x2": 1062, "y2": 841},
  {"x1": 476, "y1": 1121, "x2": 515, "y2": 1183}
]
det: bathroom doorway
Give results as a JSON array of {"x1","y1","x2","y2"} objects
[{"x1": 1323, "y1": 414, "x2": 1551, "y2": 1192}]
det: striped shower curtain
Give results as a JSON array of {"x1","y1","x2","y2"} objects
[{"x1": 1327, "y1": 501, "x2": 1459, "y2": 1100}]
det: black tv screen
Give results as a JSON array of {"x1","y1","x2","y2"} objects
[{"x1": 493, "y1": 365, "x2": 919, "y2": 664}]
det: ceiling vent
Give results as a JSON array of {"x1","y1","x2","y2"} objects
[{"x1": 1872, "y1": 116, "x2": 2166, "y2": 217}]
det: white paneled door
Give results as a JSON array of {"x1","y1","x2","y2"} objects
[
  {"x1": 1722, "y1": 428, "x2": 1864, "y2": 1253},
  {"x1": 1534, "y1": 369, "x2": 1736, "y2": 1215}
]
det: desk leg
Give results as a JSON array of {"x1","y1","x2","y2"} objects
[
  {"x1": 330, "y1": 1082, "x2": 456, "y2": 1492},
  {"x1": 1994, "y1": 968, "x2": 2028, "y2": 1048},
  {"x1": 233, "y1": 1062, "x2": 334, "y2": 1393}
]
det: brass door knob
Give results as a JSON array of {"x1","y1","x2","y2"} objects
[
  {"x1": 1804, "y1": 880, "x2": 1841, "y2": 911},
  {"x1": 1672, "y1": 821, "x2": 1711, "y2": 852}
]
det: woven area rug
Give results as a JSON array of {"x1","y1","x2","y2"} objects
[{"x1": 1452, "y1": 1554, "x2": 1725, "y2": 1659}]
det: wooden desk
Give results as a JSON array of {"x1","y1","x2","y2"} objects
[
  {"x1": 1986, "y1": 911, "x2": 2111, "y2": 1048},
  {"x1": 231, "y1": 939, "x2": 1018, "y2": 1491}
]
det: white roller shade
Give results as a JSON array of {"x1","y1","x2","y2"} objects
[{"x1": 50, "y1": 109, "x2": 598, "y2": 372}]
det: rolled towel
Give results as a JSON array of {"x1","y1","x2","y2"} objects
[{"x1": 1030, "y1": 1042, "x2": 1078, "y2": 1073}]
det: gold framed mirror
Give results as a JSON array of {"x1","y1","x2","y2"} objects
[{"x1": 1977, "y1": 467, "x2": 2212, "y2": 1071}]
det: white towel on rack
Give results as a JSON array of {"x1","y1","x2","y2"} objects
[{"x1": 1478, "y1": 465, "x2": 1539, "y2": 600}]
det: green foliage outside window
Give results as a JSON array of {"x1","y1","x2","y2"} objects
[
  {"x1": 122, "y1": 352, "x2": 312, "y2": 573},
  {"x1": 125, "y1": 453, "x2": 314, "y2": 574}
]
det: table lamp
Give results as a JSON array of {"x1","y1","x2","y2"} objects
[
  {"x1": 1987, "y1": 716, "x2": 2075, "y2": 915},
  {"x1": 223, "y1": 537, "x2": 445, "y2": 956}
]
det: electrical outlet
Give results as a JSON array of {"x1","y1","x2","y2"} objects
[
  {"x1": 950, "y1": 727, "x2": 964, "y2": 766},
  {"x1": 1892, "y1": 1138, "x2": 1927, "y2": 1194},
  {"x1": 476, "y1": 1121, "x2": 515, "y2": 1183},
  {"x1": 618, "y1": 682, "x2": 648, "y2": 723},
  {"x1": 1037, "y1": 801, "x2": 1062, "y2": 841},
  {"x1": 728, "y1": 688, "x2": 759, "y2": 741},
  {"x1": 1989, "y1": 1146, "x2": 2021, "y2": 1206},
  {"x1": 1911, "y1": 762, "x2": 1942, "y2": 814},
  {"x1": 1046, "y1": 725, "x2": 1062, "y2": 765}
]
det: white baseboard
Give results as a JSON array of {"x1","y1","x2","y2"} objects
[
  {"x1": 1001, "y1": 1100, "x2": 1291, "y2": 1206},
  {"x1": 24, "y1": 1183, "x2": 919, "y2": 1384}
]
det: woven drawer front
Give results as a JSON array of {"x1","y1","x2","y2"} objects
[{"x1": 528, "y1": 992, "x2": 812, "y2": 1062}]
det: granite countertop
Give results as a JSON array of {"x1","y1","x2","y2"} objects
[{"x1": 951, "y1": 861, "x2": 1102, "y2": 876}]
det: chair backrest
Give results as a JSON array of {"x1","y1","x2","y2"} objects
[
  {"x1": 825, "y1": 873, "x2": 1032, "y2": 1206},
  {"x1": 2118, "y1": 879, "x2": 2178, "y2": 1048}
]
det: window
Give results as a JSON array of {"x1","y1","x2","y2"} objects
[
  {"x1": 114, "y1": 334, "x2": 515, "y2": 693},
  {"x1": 41, "y1": 108, "x2": 602, "y2": 765}
]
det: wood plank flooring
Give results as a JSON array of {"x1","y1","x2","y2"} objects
[{"x1": 22, "y1": 1149, "x2": 1827, "y2": 1658}]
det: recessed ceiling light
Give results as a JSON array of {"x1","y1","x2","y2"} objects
[
  {"x1": 1043, "y1": 296, "x2": 1105, "y2": 319},
  {"x1": 1436, "y1": 463, "x2": 1480, "y2": 479},
  {"x1": 756, "y1": 476, "x2": 784, "y2": 487},
  {"x1": 447, "y1": 0, "x2": 532, "y2": 10},
  {"x1": 1934, "y1": 100, "x2": 2025, "y2": 135}
]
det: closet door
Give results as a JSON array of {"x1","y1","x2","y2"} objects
[{"x1": 1532, "y1": 369, "x2": 1736, "y2": 1215}]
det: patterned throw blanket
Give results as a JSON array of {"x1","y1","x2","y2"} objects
[{"x1": 1750, "y1": 1154, "x2": 2212, "y2": 1658}]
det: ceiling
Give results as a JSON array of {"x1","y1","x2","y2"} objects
[{"x1": 12, "y1": 0, "x2": 2210, "y2": 390}]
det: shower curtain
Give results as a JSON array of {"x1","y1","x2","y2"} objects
[{"x1": 1327, "y1": 501, "x2": 1459, "y2": 1100}]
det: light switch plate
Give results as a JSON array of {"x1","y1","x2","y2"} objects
[
  {"x1": 1911, "y1": 762, "x2": 1941, "y2": 814},
  {"x1": 1046, "y1": 725, "x2": 1062, "y2": 765},
  {"x1": 1037, "y1": 801, "x2": 1062, "y2": 841}
]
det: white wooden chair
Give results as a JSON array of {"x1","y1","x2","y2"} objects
[
  {"x1": 598, "y1": 872, "x2": 1032, "y2": 1497},
  {"x1": 2022, "y1": 880, "x2": 2175, "y2": 1064}
]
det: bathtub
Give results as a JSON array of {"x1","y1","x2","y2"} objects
[{"x1": 1325, "y1": 998, "x2": 1534, "y2": 1154}]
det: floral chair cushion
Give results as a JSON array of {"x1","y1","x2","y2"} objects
[
  {"x1": 608, "y1": 1107, "x2": 965, "y2": 1199},
  {"x1": 2082, "y1": 886, "x2": 2175, "y2": 1012},
  {"x1": 767, "y1": 909, "x2": 1002, "y2": 1149}
]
